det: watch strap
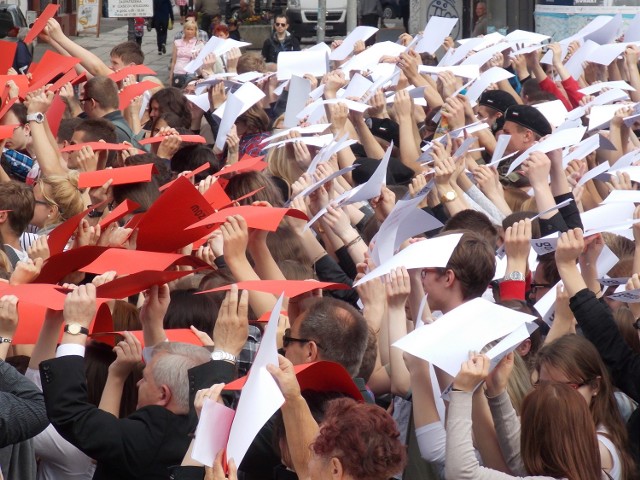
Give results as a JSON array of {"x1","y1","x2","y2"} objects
[{"x1": 64, "y1": 324, "x2": 90, "y2": 336}]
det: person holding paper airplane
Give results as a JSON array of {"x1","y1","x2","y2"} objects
[{"x1": 446, "y1": 352, "x2": 605, "y2": 480}]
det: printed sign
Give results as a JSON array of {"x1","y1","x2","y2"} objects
[
  {"x1": 108, "y1": 0, "x2": 153, "y2": 18},
  {"x1": 76, "y1": 0, "x2": 100, "y2": 33}
]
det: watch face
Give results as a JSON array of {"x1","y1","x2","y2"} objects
[
  {"x1": 67, "y1": 324, "x2": 81, "y2": 335},
  {"x1": 445, "y1": 191, "x2": 456, "y2": 201}
]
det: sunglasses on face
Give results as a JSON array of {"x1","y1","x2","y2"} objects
[
  {"x1": 282, "y1": 328, "x2": 322, "y2": 349},
  {"x1": 275, "y1": 22, "x2": 287, "y2": 27}
]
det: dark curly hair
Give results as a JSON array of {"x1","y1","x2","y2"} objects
[{"x1": 311, "y1": 398, "x2": 406, "y2": 480}]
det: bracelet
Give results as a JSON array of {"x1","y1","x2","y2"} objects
[
  {"x1": 0, "y1": 337, "x2": 11, "y2": 344},
  {"x1": 344, "y1": 235, "x2": 362, "y2": 249}
]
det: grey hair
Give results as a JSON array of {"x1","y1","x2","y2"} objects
[
  {"x1": 298, "y1": 298, "x2": 369, "y2": 377},
  {"x1": 150, "y1": 342, "x2": 211, "y2": 414}
]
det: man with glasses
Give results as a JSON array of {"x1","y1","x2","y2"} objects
[
  {"x1": 261, "y1": 14, "x2": 300, "y2": 64},
  {"x1": 0, "y1": 103, "x2": 38, "y2": 185}
]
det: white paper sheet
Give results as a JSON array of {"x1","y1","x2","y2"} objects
[
  {"x1": 577, "y1": 160, "x2": 610, "y2": 187},
  {"x1": 186, "y1": 37, "x2": 251, "y2": 73},
  {"x1": 392, "y1": 298, "x2": 535, "y2": 377},
  {"x1": 601, "y1": 189, "x2": 640, "y2": 204},
  {"x1": 441, "y1": 37, "x2": 485, "y2": 66},
  {"x1": 354, "y1": 233, "x2": 463, "y2": 286},
  {"x1": 283, "y1": 75, "x2": 311, "y2": 128},
  {"x1": 561, "y1": 135, "x2": 600, "y2": 168},
  {"x1": 418, "y1": 64, "x2": 480, "y2": 79},
  {"x1": 625, "y1": 13, "x2": 640, "y2": 42},
  {"x1": 214, "y1": 83, "x2": 265, "y2": 148},
  {"x1": 533, "y1": 100, "x2": 568, "y2": 129},
  {"x1": 330, "y1": 26, "x2": 378, "y2": 60},
  {"x1": 191, "y1": 401, "x2": 235, "y2": 467},
  {"x1": 416, "y1": 16, "x2": 458, "y2": 55},
  {"x1": 579, "y1": 80, "x2": 636, "y2": 95},
  {"x1": 277, "y1": 50, "x2": 328, "y2": 80},
  {"x1": 464, "y1": 67, "x2": 514, "y2": 105},
  {"x1": 564, "y1": 40, "x2": 600, "y2": 80},
  {"x1": 226, "y1": 294, "x2": 285, "y2": 467},
  {"x1": 185, "y1": 92, "x2": 211, "y2": 113},
  {"x1": 507, "y1": 126, "x2": 587, "y2": 175},
  {"x1": 590, "y1": 42, "x2": 628, "y2": 66}
]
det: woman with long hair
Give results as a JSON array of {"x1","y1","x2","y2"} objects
[
  {"x1": 535, "y1": 335, "x2": 635, "y2": 479},
  {"x1": 169, "y1": 20, "x2": 203, "y2": 89},
  {"x1": 447, "y1": 353, "x2": 605, "y2": 480},
  {"x1": 31, "y1": 172, "x2": 84, "y2": 235}
]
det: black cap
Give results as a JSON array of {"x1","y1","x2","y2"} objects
[
  {"x1": 504, "y1": 104, "x2": 552, "y2": 137},
  {"x1": 478, "y1": 90, "x2": 518, "y2": 114},
  {"x1": 352, "y1": 156, "x2": 414, "y2": 187},
  {"x1": 369, "y1": 117, "x2": 400, "y2": 145}
]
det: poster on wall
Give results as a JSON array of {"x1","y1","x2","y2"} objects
[
  {"x1": 76, "y1": 0, "x2": 101, "y2": 36},
  {"x1": 427, "y1": 0, "x2": 463, "y2": 38},
  {"x1": 108, "y1": 0, "x2": 153, "y2": 18}
]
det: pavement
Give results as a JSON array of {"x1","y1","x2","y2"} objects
[{"x1": 33, "y1": 16, "x2": 405, "y2": 87}]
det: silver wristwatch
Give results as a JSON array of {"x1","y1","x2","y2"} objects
[
  {"x1": 211, "y1": 350, "x2": 237, "y2": 363},
  {"x1": 505, "y1": 271, "x2": 525, "y2": 282},
  {"x1": 26, "y1": 112, "x2": 45, "y2": 124}
]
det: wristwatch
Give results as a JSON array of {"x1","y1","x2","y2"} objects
[
  {"x1": 64, "y1": 323, "x2": 90, "y2": 336},
  {"x1": 505, "y1": 271, "x2": 525, "y2": 282},
  {"x1": 211, "y1": 350, "x2": 237, "y2": 363},
  {"x1": 26, "y1": 112, "x2": 45, "y2": 124},
  {"x1": 440, "y1": 190, "x2": 457, "y2": 203}
]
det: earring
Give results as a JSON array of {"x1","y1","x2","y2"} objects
[{"x1": 47, "y1": 214, "x2": 50, "y2": 218}]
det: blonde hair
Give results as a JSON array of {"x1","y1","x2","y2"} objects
[
  {"x1": 39, "y1": 171, "x2": 85, "y2": 225},
  {"x1": 183, "y1": 20, "x2": 198, "y2": 33},
  {"x1": 267, "y1": 145, "x2": 304, "y2": 187},
  {"x1": 507, "y1": 353, "x2": 532, "y2": 414}
]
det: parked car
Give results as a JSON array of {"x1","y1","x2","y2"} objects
[
  {"x1": 225, "y1": 0, "x2": 287, "y2": 20},
  {"x1": 0, "y1": 4, "x2": 27, "y2": 41}
]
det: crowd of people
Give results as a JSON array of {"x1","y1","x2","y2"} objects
[{"x1": 1, "y1": 4, "x2": 640, "y2": 480}]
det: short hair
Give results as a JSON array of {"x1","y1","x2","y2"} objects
[
  {"x1": 312, "y1": 398, "x2": 407, "y2": 480},
  {"x1": 0, "y1": 181, "x2": 34, "y2": 235},
  {"x1": 298, "y1": 298, "x2": 369, "y2": 376},
  {"x1": 442, "y1": 230, "x2": 496, "y2": 301},
  {"x1": 443, "y1": 210, "x2": 499, "y2": 248},
  {"x1": 236, "y1": 105, "x2": 269, "y2": 134},
  {"x1": 57, "y1": 118, "x2": 83, "y2": 143},
  {"x1": 237, "y1": 52, "x2": 266, "y2": 74},
  {"x1": 150, "y1": 342, "x2": 212, "y2": 414},
  {"x1": 85, "y1": 76, "x2": 120, "y2": 111},
  {"x1": 214, "y1": 24, "x2": 229, "y2": 37},
  {"x1": 74, "y1": 118, "x2": 117, "y2": 144},
  {"x1": 164, "y1": 288, "x2": 217, "y2": 333},
  {"x1": 356, "y1": 327, "x2": 378, "y2": 383},
  {"x1": 110, "y1": 41, "x2": 145, "y2": 65},
  {"x1": 224, "y1": 171, "x2": 284, "y2": 207},
  {"x1": 274, "y1": 14, "x2": 289, "y2": 24},
  {"x1": 9, "y1": 103, "x2": 27, "y2": 124}
]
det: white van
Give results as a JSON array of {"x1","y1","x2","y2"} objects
[{"x1": 286, "y1": 0, "x2": 348, "y2": 40}]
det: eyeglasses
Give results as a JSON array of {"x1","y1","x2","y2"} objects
[
  {"x1": 420, "y1": 267, "x2": 446, "y2": 280},
  {"x1": 282, "y1": 328, "x2": 322, "y2": 349},
  {"x1": 34, "y1": 200, "x2": 51, "y2": 207},
  {"x1": 275, "y1": 22, "x2": 287, "y2": 27},
  {"x1": 79, "y1": 97, "x2": 93, "y2": 103}
]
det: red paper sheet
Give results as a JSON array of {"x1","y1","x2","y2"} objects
[
  {"x1": 47, "y1": 68, "x2": 79, "y2": 93},
  {"x1": 28, "y1": 51, "x2": 79, "y2": 92},
  {"x1": 108, "y1": 65, "x2": 157, "y2": 83},
  {"x1": 60, "y1": 142, "x2": 134, "y2": 153},
  {"x1": 138, "y1": 134, "x2": 206, "y2": 145},
  {"x1": 158, "y1": 163, "x2": 211, "y2": 192},
  {"x1": 81, "y1": 248, "x2": 208, "y2": 276},
  {"x1": 90, "y1": 328, "x2": 203, "y2": 347},
  {"x1": 0, "y1": 41, "x2": 17, "y2": 76},
  {"x1": 224, "y1": 361, "x2": 363, "y2": 401},
  {"x1": 71, "y1": 72, "x2": 88, "y2": 86},
  {"x1": 135, "y1": 176, "x2": 217, "y2": 252},
  {"x1": 0, "y1": 99, "x2": 18, "y2": 123},
  {"x1": 118, "y1": 80, "x2": 160, "y2": 111},
  {"x1": 187, "y1": 205, "x2": 308, "y2": 232},
  {"x1": 0, "y1": 75, "x2": 29, "y2": 96},
  {"x1": 78, "y1": 163, "x2": 157, "y2": 189},
  {"x1": 24, "y1": 3, "x2": 60, "y2": 43},
  {"x1": 47, "y1": 199, "x2": 108, "y2": 255},
  {"x1": 202, "y1": 180, "x2": 232, "y2": 210},
  {"x1": 0, "y1": 124, "x2": 19, "y2": 141},
  {"x1": 35, "y1": 246, "x2": 111, "y2": 284},
  {"x1": 99, "y1": 199, "x2": 140, "y2": 229},
  {"x1": 198, "y1": 279, "x2": 349, "y2": 298},
  {"x1": 213, "y1": 156, "x2": 266, "y2": 177},
  {"x1": 95, "y1": 269, "x2": 202, "y2": 299},
  {"x1": 47, "y1": 94, "x2": 66, "y2": 138}
]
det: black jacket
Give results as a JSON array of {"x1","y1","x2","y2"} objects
[
  {"x1": 40, "y1": 355, "x2": 236, "y2": 480},
  {"x1": 261, "y1": 32, "x2": 300, "y2": 64}
]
